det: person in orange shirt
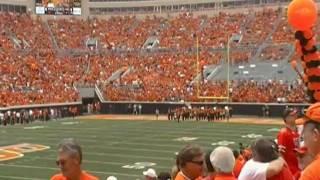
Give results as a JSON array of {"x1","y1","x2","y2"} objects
[
  {"x1": 298, "y1": 103, "x2": 320, "y2": 180},
  {"x1": 210, "y1": 146, "x2": 236, "y2": 180},
  {"x1": 232, "y1": 150, "x2": 245, "y2": 178},
  {"x1": 50, "y1": 138, "x2": 98, "y2": 180},
  {"x1": 175, "y1": 144, "x2": 204, "y2": 180},
  {"x1": 293, "y1": 147, "x2": 313, "y2": 179},
  {"x1": 277, "y1": 108, "x2": 300, "y2": 175}
]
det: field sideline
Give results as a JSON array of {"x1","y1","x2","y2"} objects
[{"x1": 0, "y1": 116, "x2": 282, "y2": 180}]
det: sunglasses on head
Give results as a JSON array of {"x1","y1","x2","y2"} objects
[{"x1": 189, "y1": 160, "x2": 204, "y2": 166}]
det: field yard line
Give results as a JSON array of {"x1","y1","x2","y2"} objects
[
  {"x1": 45, "y1": 149, "x2": 174, "y2": 160},
  {"x1": 22, "y1": 125, "x2": 273, "y2": 134},
  {"x1": 16, "y1": 133, "x2": 273, "y2": 147},
  {"x1": 0, "y1": 164, "x2": 141, "y2": 177},
  {"x1": 18, "y1": 137, "x2": 192, "y2": 149},
  {"x1": 11, "y1": 127, "x2": 272, "y2": 142},
  {"x1": 0, "y1": 138, "x2": 176, "y2": 154},
  {"x1": 28, "y1": 156, "x2": 170, "y2": 170},
  {"x1": 0, "y1": 175, "x2": 46, "y2": 180}
]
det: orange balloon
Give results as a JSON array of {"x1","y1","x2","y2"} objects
[{"x1": 288, "y1": 0, "x2": 317, "y2": 30}]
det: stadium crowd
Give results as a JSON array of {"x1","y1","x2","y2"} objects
[{"x1": 0, "y1": 8, "x2": 307, "y2": 107}]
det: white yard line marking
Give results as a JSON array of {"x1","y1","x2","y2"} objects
[{"x1": 0, "y1": 175, "x2": 46, "y2": 180}]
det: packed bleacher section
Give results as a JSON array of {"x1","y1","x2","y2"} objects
[
  {"x1": 259, "y1": 45, "x2": 291, "y2": 61},
  {"x1": 0, "y1": 7, "x2": 310, "y2": 107}
]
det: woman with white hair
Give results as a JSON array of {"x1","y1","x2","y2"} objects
[{"x1": 210, "y1": 146, "x2": 236, "y2": 180}]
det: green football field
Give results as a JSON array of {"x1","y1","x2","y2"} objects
[{"x1": 0, "y1": 118, "x2": 281, "y2": 180}]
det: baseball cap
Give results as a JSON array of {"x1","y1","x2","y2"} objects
[
  {"x1": 282, "y1": 108, "x2": 298, "y2": 120},
  {"x1": 296, "y1": 103, "x2": 320, "y2": 124},
  {"x1": 106, "y1": 176, "x2": 117, "y2": 180},
  {"x1": 143, "y1": 168, "x2": 157, "y2": 178}
]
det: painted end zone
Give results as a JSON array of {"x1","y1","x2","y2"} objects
[
  {"x1": 0, "y1": 150, "x2": 24, "y2": 161},
  {"x1": 0, "y1": 143, "x2": 50, "y2": 162}
]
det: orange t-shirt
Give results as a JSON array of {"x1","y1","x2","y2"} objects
[
  {"x1": 299, "y1": 154, "x2": 320, "y2": 180},
  {"x1": 233, "y1": 155, "x2": 246, "y2": 178},
  {"x1": 277, "y1": 127, "x2": 300, "y2": 175},
  {"x1": 174, "y1": 172, "x2": 201, "y2": 180},
  {"x1": 50, "y1": 171, "x2": 98, "y2": 180},
  {"x1": 268, "y1": 164, "x2": 294, "y2": 180},
  {"x1": 174, "y1": 172, "x2": 189, "y2": 180},
  {"x1": 214, "y1": 173, "x2": 236, "y2": 180}
]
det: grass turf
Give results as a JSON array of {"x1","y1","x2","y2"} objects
[{"x1": 0, "y1": 118, "x2": 281, "y2": 180}]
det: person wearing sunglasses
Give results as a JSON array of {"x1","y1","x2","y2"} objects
[
  {"x1": 50, "y1": 138, "x2": 98, "y2": 180},
  {"x1": 175, "y1": 144, "x2": 204, "y2": 180}
]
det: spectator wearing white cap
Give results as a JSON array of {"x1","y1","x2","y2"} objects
[
  {"x1": 106, "y1": 176, "x2": 117, "y2": 180},
  {"x1": 210, "y1": 146, "x2": 236, "y2": 180},
  {"x1": 143, "y1": 168, "x2": 157, "y2": 180}
]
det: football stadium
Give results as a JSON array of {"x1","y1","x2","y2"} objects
[{"x1": 1, "y1": 0, "x2": 320, "y2": 179}]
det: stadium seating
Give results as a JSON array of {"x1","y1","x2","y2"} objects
[{"x1": 0, "y1": 8, "x2": 311, "y2": 106}]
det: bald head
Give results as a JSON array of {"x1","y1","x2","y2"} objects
[{"x1": 303, "y1": 121, "x2": 320, "y2": 156}]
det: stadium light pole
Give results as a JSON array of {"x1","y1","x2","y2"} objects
[{"x1": 227, "y1": 34, "x2": 242, "y2": 102}]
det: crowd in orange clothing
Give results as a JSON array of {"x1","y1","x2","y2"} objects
[
  {"x1": 241, "y1": 9, "x2": 280, "y2": 46},
  {"x1": 199, "y1": 12, "x2": 246, "y2": 48},
  {"x1": 272, "y1": 17, "x2": 295, "y2": 44},
  {"x1": 0, "y1": 8, "x2": 312, "y2": 107},
  {"x1": 232, "y1": 80, "x2": 306, "y2": 103},
  {"x1": 0, "y1": 51, "x2": 80, "y2": 107},
  {"x1": 45, "y1": 9, "x2": 291, "y2": 50},
  {"x1": 0, "y1": 12, "x2": 52, "y2": 50},
  {"x1": 259, "y1": 46, "x2": 290, "y2": 61},
  {"x1": 230, "y1": 51, "x2": 252, "y2": 64}
]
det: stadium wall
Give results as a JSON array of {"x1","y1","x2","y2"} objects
[
  {"x1": 0, "y1": 102, "x2": 82, "y2": 118},
  {"x1": 4, "y1": 0, "x2": 320, "y2": 20},
  {"x1": 0, "y1": 0, "x2": 291, "y2": 19},
  {"x1": 99, "y1": 102, "x2": 309, "y2": 117}
]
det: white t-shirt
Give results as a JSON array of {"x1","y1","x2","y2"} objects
[{"x1": 238, "y1": 159, "x2": 269, "y2": 180}]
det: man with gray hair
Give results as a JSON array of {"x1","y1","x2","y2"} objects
[
  {"x1": 50, "y1": 138, "x2": 98, "y2": 180},
  {"x1": 210, "y1": 146, "x2": 236, "y2": 180}
]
